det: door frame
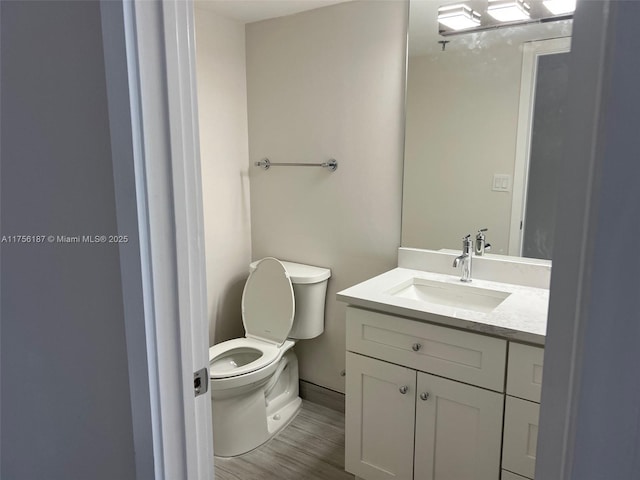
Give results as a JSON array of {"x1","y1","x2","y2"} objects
[{"x1": 105, "y1": 0, "x2": 213, "y2": 479}]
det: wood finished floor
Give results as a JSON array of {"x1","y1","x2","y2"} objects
[{"x1": 214, "y1": 400, "x2": 355, "y2": 480}]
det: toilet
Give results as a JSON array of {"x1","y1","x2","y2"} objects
[{"x1": 208, "y1": 257, "x2": 331, "y2": 457}]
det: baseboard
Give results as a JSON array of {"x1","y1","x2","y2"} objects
[{"x1": 299, "y1": 380, "x2": 345, "y2": 413}]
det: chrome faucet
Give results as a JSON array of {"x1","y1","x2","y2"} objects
[
  {"x1": 474, "y1": 228, "x2": 491, "y2": 256},
  {"x1": 453, "y1": 234, "x2": 473, "y2": 282}
]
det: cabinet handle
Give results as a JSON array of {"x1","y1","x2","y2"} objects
[
  {"x1": 420, "y1": 392, "x2": 430, "y2": 401},
  {"x1": 399, "y1": 385, "x2": 409, "y2": 394},
  {"x1": 412, "y1": 343, "x2": 422, "y2": 352}
]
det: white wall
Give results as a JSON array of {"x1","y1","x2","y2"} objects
[
  {"x1": 402, "y1": 45, "x2": 523, "y2": 254},
  {"x1": 246, "y1": 0, "x2": 408, "y2": 393},
  {"x1": 195, "y1": 8, "x2": 252, "y2": 346},
  {"x1": 0, "y1": 2, "x2": 137, "y2": 478}
]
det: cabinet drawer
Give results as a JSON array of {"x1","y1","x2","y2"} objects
[
  {"x1": 502, "y1": 396, "x2": 540, "y2": 479},
  {"x1": 502, "y1": 470, "x2": 530, "y2": 480},
  {"x1": 507, "y1": 343, "x2": 544, "y2": 402},
  {"x1": 346, "y1": 307, "x2": 506, "y2": 391}
]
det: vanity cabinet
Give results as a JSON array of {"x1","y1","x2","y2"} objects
[
  {"x1": 345, "y1": 306, "x2": 546, "y2": 480},
  {"x1": 345, "y1": 307, "x2": 506, "y2": 480}
]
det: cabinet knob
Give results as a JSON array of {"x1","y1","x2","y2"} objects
[
  {"x1": 399, "y1": 385, "x2": 409, "y2": 394},
  {"x1": 420, "y1": 392, "x2": 430, "y2": 401},
  {"x1": 412, "y1": 343, "x2": 422, "y2": 352}
]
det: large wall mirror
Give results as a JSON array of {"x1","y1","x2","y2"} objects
[{"x1": 401, "y1": 0, "x2": 572, "y2": 260}]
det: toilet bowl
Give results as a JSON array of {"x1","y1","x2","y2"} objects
[{"x1": 209, "y1": 257, "x2": 330, "y2": 457}]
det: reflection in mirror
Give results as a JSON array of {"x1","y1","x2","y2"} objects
[
  {"x1": 401, "y1": 0, "x2": 572, "y2": 260},
  {"x1": 510, "y1": 38, "x2": 570, "y2": 259}
]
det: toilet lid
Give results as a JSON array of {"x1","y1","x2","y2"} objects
[{"x1": 242, "y1": 257, "x2": 295, "y2": 346}]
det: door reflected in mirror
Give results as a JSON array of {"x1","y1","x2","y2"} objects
[{"x1": 401, "y1": 0, "x2": 572, "y2": 260}]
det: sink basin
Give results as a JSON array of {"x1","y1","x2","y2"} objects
[{"x1": 387, "y1": 277, "x2": 511, "y2": 313}]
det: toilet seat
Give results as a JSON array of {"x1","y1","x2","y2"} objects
[
  {"x1": 210, "y1": 258, "x2": 296, "y2": 381},
  {"x1": 209, "y1": 337, "x2": 280, "y2": 379}
]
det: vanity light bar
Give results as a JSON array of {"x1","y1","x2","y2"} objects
[
  {"x1": 487, "y1": 0, "x2": 531, "y2": 22},
  {"x1": 543, "y1": 0, "x2": 576, "y2": 15},
  {"x1": 438, "y1": 4, "x2": 481, "y2": 31},
  {"x1": 438, "y1": 0, "x2": 573, "y2": 37}
]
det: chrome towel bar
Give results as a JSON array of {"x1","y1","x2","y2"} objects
[{"x1": 254, "y1": 158, "x2": 338, "y2": 172}]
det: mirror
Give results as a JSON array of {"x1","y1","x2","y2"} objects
[{"x1": 401, "y1": 0, "x2": 572, "y2": 260}]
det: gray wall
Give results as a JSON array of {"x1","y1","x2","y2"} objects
[
  {"x1": 568, "y1": 2, "x2": 640, "y2": 472},
  {"x1": 537, "y1": 0, "x2": 640, "y2": 477},
  {"x1": 1, "y1": 2, "x2": 136, "y2": 478},
  {"x1": 246, "y1": 0, "x2": 408, "y2": 393}
]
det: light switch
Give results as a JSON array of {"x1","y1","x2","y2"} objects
[{"x1": 492, "y1": 174, "x2": 511, "y2": 192}]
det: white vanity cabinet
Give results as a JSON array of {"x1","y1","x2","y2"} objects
[{"x1": 345, "y1": 307, "x2": 506, "y2": 480}]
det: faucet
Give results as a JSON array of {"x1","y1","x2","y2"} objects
[
  {"x1": 474, "y1": 228, "x2": 491, "y2": 256},
  {"x1": 453, "y1": 234, "x2": 473, "y2": 282}
]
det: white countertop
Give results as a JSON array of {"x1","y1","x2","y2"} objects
[{"x1": 337, "y1": 267, "x2": 549, "y2": 345}]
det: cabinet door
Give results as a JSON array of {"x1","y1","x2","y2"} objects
[
  {"x1": 414, "y1": 372, "x2": 504, "y2": 480},
  {"x1": 345, "y1": 352, "x2": 416, "y2": 480},
  {"x1": 502, "y1": 396, "x2": 540, "y2": 479}
]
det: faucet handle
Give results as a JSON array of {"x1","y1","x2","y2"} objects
[
  {"x1": 462, "y1": 234, "x2": 473, "y2": 253},
  {"x1": 474, "y1": 229, "x2": 489, "y2": 256}
]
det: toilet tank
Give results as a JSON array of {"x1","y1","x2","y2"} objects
[{"x1": 249, "y1": 259, "x2": 331, "y2": 339}]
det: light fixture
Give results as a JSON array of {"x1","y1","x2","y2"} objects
[
  {"x1": 487, "y1": 0, "x2": 531, "y2": 22},
  {"x1": 543, "y1": 0, "x2": 576, "y2": 15},
  {"x1": 438, "y1": 4, "x2": 481, "y2": 31}
]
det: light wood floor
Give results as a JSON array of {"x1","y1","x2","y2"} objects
[{"x1": 214, "y1": 400, "x2": 355, "y2": 480}]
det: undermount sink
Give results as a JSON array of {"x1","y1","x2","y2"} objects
[{"x1": 386, "y1": 277, "x2": 511, "y2": 313}]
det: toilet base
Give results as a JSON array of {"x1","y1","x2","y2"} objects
[
  {"x1": 212, "y1": 350, "x2": 301, "y2": 457},
  {"x1": 266, "y1": 396, "x2": 302, "y2": 439}
]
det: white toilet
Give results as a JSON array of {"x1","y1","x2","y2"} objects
[{"x1": 208, "y1": 257, "x2": 331, "y2": 457}]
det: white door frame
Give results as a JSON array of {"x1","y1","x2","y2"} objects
[
  {"x1": 160, "y1": 1, "x2": 214, "y2": 478},
  {"x1": 508, "y1": 37, "x2": 571, "y2": 256},
  {"x1": 106, "y1": 0, "x2": 213, "y2": 479}
]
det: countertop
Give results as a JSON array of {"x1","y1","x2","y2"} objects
[{"x1": 337, "y1": 267, "x2": 549, "y2": 345}]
